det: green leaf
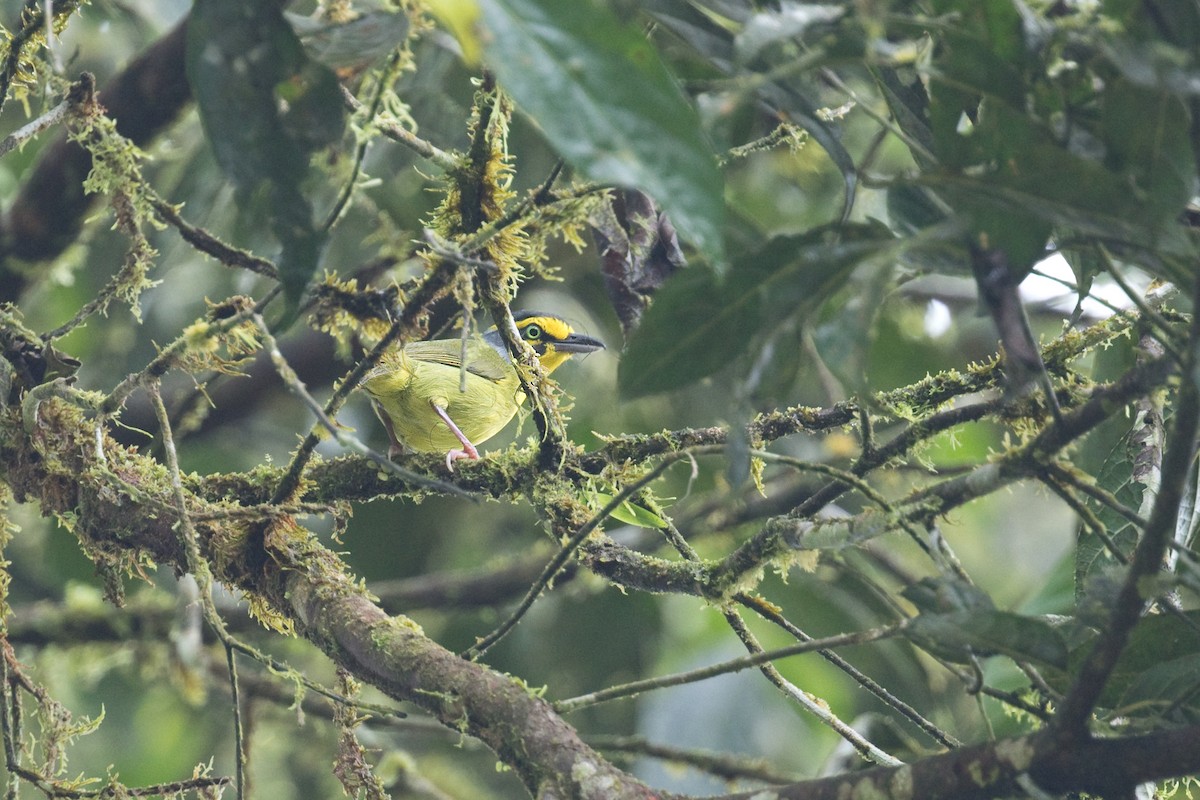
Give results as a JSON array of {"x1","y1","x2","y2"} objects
[
  {"x1": 873, "y1": 66, "x2": 934, "y2": 168},
  {"x1": 1049, "y1": 611, "x2": 1200, "y2": 713},
  {"x1": 1058, "y1": 247, "x2": 1102, "y2": 321},
  {"x1": 810, "y1": 261, "x2": 894, "y2": 395},
  {"x1": 886, "y1": 184, "x2": 946, "y2": 236},
  {"x1": 592, "y1": 492, "x2": 668, "y2": 529},
  {"x1": 1103, "y1": 36, "x2": 1200, "y2": 96},
  {"x1": 618, "y1": 223, "x2": 894, "y2": 398},
  {"x1": 186, "y1": 0, "x2": 345, "y2": 318},
  {"x1": 616, "y1": 266, "x2": 733, "y2": 399},
  {"x1": 925, "y1": 2, "x2": 1029, "y2": 171},
  {"x1": 1099, "y1": 79, "x2": 1194, "y2": 225},
  {"x1": 916, "y1": 10, "x2": 1196, "y2": 283},
  {"x1": 1119, "y1": 654, "x2": 1200, "y2": 717},
  {"x1": 905, "y1": 610, "x2": 1068, "y2": 669},
  {"x1": 901, "y1": 576, "x2": 993, "y2": 615},
  {"x1": 930, "y1": 0, "x2": 1028, "y2": 73},
  {"x1": 918, "y1": 169, "x2": 1197, "y2": 281},
  {"x1": 286, "y1": 10, "x2": 410, "y2": 71},
  {"x1": 479, "y1": 0, "x2": 725, "y2": 267}
]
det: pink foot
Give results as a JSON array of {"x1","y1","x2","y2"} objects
[{"x1": 445, "y1": 444, "x2": 480, "y2": 472}]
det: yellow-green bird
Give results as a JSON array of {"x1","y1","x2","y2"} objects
[{"x1": 364, "y1": 311, "x2": 605, "y2": 469}]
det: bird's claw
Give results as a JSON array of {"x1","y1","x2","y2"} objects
[{"x1": 445, "y1": 444, "x2": 480, "y2": 472}]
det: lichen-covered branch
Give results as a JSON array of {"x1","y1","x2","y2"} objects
[
  {"x1": 0, "y1": 394, "x2": 660, "y2": 799},
  {"x1": 3, "y1": 295, "x2": 1198, "y2": 798},
  {"x1": 712, "y1": 726, "x2": 1200, "y2": 800}
]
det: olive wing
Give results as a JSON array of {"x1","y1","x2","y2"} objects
[{"x1": 403, "y1": 339, "x2": 511, "y2": 382}]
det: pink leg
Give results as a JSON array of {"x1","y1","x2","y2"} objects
[{"x1": 431, "y1": 403, "x2": 479, "y2": 471}]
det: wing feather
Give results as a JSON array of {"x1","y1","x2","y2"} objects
[{"x1": 404, "y1": 339, "x2": 510, "y2": 382}]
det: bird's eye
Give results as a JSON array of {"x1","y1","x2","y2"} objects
[{"x1": 524, "y1": 324, "x2": 542, "y2": 340}]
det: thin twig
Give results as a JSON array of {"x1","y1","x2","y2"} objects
[
  {"x1": 554, "y1": 623, "x2": 905, "y2": 714},
  {"x1": 716, "y1": 357, "x2": 1175, "y2": 596},
  {"x1": 149, "y1": 193, "x2": 279, "y2": 279},
  {"x1": 463, "y1": 455, "x2": 686, "y2": 660},
  {"x1": 1, "y1": 644, "x2": 24, "y2": 799},
  {"x1": 150, "y1": 383, "x2": 245, "y2": 799},
  {"x1": 226, "y1": 645, "x2": 246, "y2": 800},
  {"x1": 101, "y1": 287, "x2": 280, "y2": 416},
  {"x1": 0, "y1": 72, "x2": 92, "y2": 157},
  {"x1": 340, "y1": 84, "x2": 457, "y2": 170},
  {"x1": 1097, "y1": 247, "x2": 1184, "y2": 365},
  {"x1": 657, "y1": 511, "x2": 902, "y2": 764},
  {"x1": 149, "y1": 382, "x2": 407, "y2": 800},
  {"x1": 1043, "y1": 463, "x2": 1149, "y2": 532},
  {"x1": 1042, "y1": 471, "x2": 1131, "y2": 561},
  {"x1": 4, "y1": 603, "x2": 233, "y2": 799},
  {"x1": 722, "y1": 604, "x2": 904, "y2": 767},
  {"x1": 324, "y1": 53, "x2": 403, "y2": 232},
  {"x1": 0, "y1": 1, "x2": 74, "y2": 118},
  {"x1": 658, "y1": 497, "x2": 955, "y2": 755},
  {"x1": 753, "y1": 449, "x2": 970, "y2": 579},
  {"x1": 588, "y1": 734, "x2": 803, "y2": 785},
  {"x1": 737, "y1": 593, "x2": 961, "y2": 749}
]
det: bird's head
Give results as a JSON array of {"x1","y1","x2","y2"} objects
[{"x1": 485, "y1": 311, "x2": 605, "y2": 374}]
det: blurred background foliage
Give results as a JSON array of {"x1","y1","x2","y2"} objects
[{"x1": 1, "y1": 0, "x2": 1198, "y2": 798}]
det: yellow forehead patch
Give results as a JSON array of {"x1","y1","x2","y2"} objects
[{"x1": 519, "y1": 315, "x2": 572, "y2": 341}]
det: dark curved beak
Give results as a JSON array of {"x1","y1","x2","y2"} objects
[{"x1": 554, "y1": 332, "x2": 605, "y2": 354}]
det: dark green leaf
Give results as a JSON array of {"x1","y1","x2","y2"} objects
[
  {"x1": 1051, "y1": 611, "x2": 1200, "y2": 711},
  {"x1": 616, "y1": 266, "x2": 733, "y2": 399},
  {"x1": 1100, "y1": 79, "x2": 1194, "y2": 224},
  {"x1": 1119, "y1": 654, "x2": 1200, "y2": 717},
  {"x1": 1105, "y1": 0, "x2": 1200, "y2": 52},
  {"x1": 1058, "y1": 247, "x2": 1102, "y2": 323},
  {"x1": 929, "y1": 0, "x2": 1027, "y2": 78},
  {"x1": 479, "y1": 0, "x2": 725, "y2": 266},
  {"x1": 645, "y1": 0, "x2": 736, "y2": 72},
  {"x1": 741, "y1": 321, "x2": 803, "y2": 409},
  {"x1": 1072, "y1": 361, "x2": 1154, "y2": 601},
  {"x1": 901, "y1": 576, "x2": 993, "y2": 615},
  {"x1": 872, "y1": 66, "x2": 934, "y2": 168},
  {"x1": 760, "y1": 84, "x2": 860, "y2": 225},
  {"x1": 918, "y1": 171, "x2": 1197, "y2": 282},
  {"x1": 186, "y1": 0, "x2": 344, "y2": 317},
  {"x1": 886, "y1": 184, "x2": 946, "y2": 237},
  {"x1": 286, "y1": 10, "x2": 410, "y2": 71},
  {"x1": 618, "y1": 223, "x2": 894, "y2": 398},
  {"x1": 1103, "y1": 37, "x2": 1200, "y2": 96},
  {"x1": 925, "y1": 1, "x2": 1029, "y2": 169},
  {"x1": 905, "y1": 610, "x2": 1068, "y2": 669},
  {"x1": 810, "y1": 260, "x2": 893, "y2": 395}
]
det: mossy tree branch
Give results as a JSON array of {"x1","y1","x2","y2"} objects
[
  {"x1": 1, "y1": 393, "x2": 661, "y2": 799},
  {"x1": 6, "y1": 388, "x2": 1200, "y2": 798}
]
